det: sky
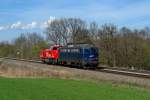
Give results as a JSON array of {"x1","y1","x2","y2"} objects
[{"x1": 0, "y1": 0, "x2": 150, "y2": 41}]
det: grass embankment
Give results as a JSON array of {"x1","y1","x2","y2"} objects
[{"x1": 0, "y1": 77, "x2": 149, "y2": 100}]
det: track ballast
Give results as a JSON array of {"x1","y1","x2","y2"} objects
[{"x1": 1, "y1": 57, "x2": 150, "y2": 79}]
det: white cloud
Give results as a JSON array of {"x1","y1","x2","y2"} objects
[
  {"x1": 10, "y1": 21, "x2": 22, "y2": 29},
  {"x1": 0, "y1": 21, "x2": 38, "y2": 31},
  {"x1": 0, "y1": 25, "x2": 10, "y2": 31},
  {"x1": 29, "y1": 22, "x2": 37, "y2": 28},
  {"x1": 10, "y1": 21, "x2": 37, "y2": 30},
  {"x1": 41, "y1": 16, "x2": 55, "y2": 28},
  {"x1": 22, "y1": 21, "x2": 37, "y2": 29},
  {"x1": 0, "y1": 26, "x2": 5, "y2": 31},
  {"x1": 0, "y1": 16, "x2": 54, "y2": 31}
]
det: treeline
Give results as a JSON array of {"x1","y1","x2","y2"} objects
[
  {"x1": 1, "y1": 18, "x2": 150, "y2": 69},
  {"x1": 0, "y1": 33, "x2": 48, "y2": 59}
]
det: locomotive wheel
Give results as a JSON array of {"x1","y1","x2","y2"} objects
[{"x1": 42, "y1": 59, "x2": 46, "y2": 63}]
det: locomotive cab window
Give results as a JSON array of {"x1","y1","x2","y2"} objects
[
  {"x1": 71, "y1": 48, "x2": 79, "y2": 53},
  {"x1": 91, "y1": 48, "x2": 98, "y2": 54},
  {"x1": 84, "y1": 48, "x2": 91, "y2": 54},
  {"x1": 53, "y1": 47, "x2": 57, "y2": 50}
]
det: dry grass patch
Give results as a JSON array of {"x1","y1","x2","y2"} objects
[
  {"x1": 0, "y1": 61, "x2": 73, "y2": 78},
  {"x1": 1, "y1": 59, "x2": 150, "y2": 88}
]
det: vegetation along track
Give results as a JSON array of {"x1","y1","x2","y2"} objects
[{"x1": 1, "y1": 57, "x2": 150, "y2": 79}]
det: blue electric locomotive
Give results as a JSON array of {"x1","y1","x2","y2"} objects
[{"x1": 58, "y1": 43, "x2": 99, "y2": 68}]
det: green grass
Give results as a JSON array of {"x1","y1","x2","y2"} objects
[{"x1": 0, "y1": 77, "x2": 150, "y2": 100}]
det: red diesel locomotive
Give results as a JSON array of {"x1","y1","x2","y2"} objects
[{"x1": 40, "y1": 45, "x2": 61, "y2": 64}]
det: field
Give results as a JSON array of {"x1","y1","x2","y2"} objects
[{"x1": 0, "y1": 77, "x2": 150, "y2": 100}]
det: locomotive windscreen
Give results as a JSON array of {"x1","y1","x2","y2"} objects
[
  {"x1": 91, "y1": 48, "x2": 98, "y2": 54},
  {"x1": 84, "y1": 47, "x2": 98, "y2": 54}
]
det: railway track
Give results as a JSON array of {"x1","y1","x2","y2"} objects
[
  {"x1": 97, "y1": 68, "x2": 150, "y2": 78},
  {"x1": 1, "y1": 57, "x2": 150, "y2": 79}
]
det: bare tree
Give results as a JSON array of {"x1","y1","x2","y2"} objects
[
  {"x1": 98, "y1": 24, "x2": 118, "y2": 66},
  {"x1": 45, "y1": 18, "x2": 90, "y2": 45}
]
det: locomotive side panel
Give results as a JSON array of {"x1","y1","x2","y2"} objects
[{"x1": 59, "y1": 47, "x2": 82, "y2": 65}]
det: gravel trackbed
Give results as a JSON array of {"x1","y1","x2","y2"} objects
[{"x1": 0, "y1": 58, "x2": 150, "y2": 88}]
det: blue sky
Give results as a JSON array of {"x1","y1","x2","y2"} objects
[{"x1": 0, "y1": 0, "x2": 150, "y2": 41}]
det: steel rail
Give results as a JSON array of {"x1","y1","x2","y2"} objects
[{"x1": 1, "y1": 57, "x2": 150, "y2": 79}]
